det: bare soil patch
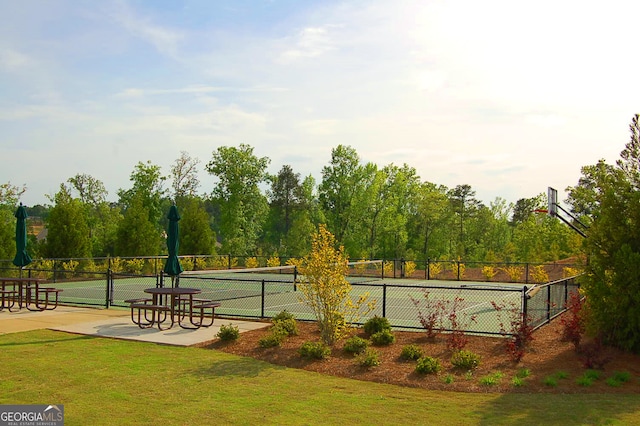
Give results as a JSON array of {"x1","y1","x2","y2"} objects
[{"x1": 206, "y1": 317, "x2": 640, "y2": 393}]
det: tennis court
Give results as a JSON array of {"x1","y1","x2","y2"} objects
[{"x1": 29, "y1": 263, "x2": 576, "y2": 337}]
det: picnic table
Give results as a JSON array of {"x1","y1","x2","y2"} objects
[
  {"x1": 0, "y1": 277, "x2": 63, "y2": 312},
  {"x1": 127, "y1": 287, "x2": 220, "y2": 331}
]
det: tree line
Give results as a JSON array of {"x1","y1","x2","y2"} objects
[{"x1": 0, "y1": 144, "x2": 582, "y2": 263}]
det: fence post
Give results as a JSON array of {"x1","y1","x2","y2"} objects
[
  {"x1": 382, "y1": 283, "x2": 388, "y2": 318},
  {"x1": 522, "y1": 286, "x2": 528, "y2": 331},
  {"x1": 547, "y1": 284, "x2": 552, "y2": 323},
  {"x1": 228, "y1": 254, "x2": 232, "y2": 270},
  {"x1": 261, "y1": 279, "x2": 266, "y2": 318},
  {"x1": 525, "y1": 263, "x2": 529, "y2": 284},
  {"x1": 105, "y1": 269, "x2": 111, "y2": 308},
  {"x1": 381, "y1": 259, "x2": 385, "y2": 280},
  {"x1": 457, "y1": 260, "x2": 461, "y2": 281},
  {"x1": 293, "y1": 266, "x2": 298, "y2": 292},
  {"x1": 425, "y1": 258, "x2": 429, "y2": 280}
]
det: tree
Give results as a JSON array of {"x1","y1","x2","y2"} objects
[
  {"x1": 206, "y1": 144, "x2": 270, "y2": 255},
  {"x1": 319, "y1": 145, "x2": 364, "y2": 243},
  {"x1": 115, "y1": 194, "x2": 162, "y2": 257},
  {"x1": 44, "y1": 185, "x2": 92, "y2": 258},
  {"x1": 67, "y1": 174, "x2": 120, "y2": 257},
  {"x1": 295, "y1": 224, "x2": 374, "y2": 346},
  {"x1": 570, "y1": 114, "x2": 640, "y2": 352},
  {"x1": 117, "y1": 161, "x2": 167, "y2": 227},
  {"x1": 407, "y1": 181, "x2": 451, "y2": 260},
  {"x1": 171, "y1": 151, "x2": 201, "y2": 199},
  {"x1": 178, "y1": 197, "x2": 215, "y2": 255},
  {"x1": 448, "y1": 184, "x2": 483, "y2": 258},
  {"x1": 265, "y1": 165, "x2": 305, "y2": 254}
]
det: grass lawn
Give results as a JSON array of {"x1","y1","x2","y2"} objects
[{"x1": 1, "y1": 330, "x2": 640, "y2": 425}]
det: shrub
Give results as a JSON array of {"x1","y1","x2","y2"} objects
[
  {"x1": 515, "y1": 368, "x2": 531, "y2": 379},
  {"x1": 481, "y1": 265, "x2": 498, "y2": 281},
  {"x1": 370, "y1": 329, "x2": 395, "y2": 346},
  {"x1": 511, "y1": 376, "x2": 526, "y2": 387},
  {"x1": 543, "y1": 376, "x2": 558, "y2": 387},
  {"x1": 404, "y1": 261, "x2": 416, "y2": 277},
  {"x1": 428, "y1": 262, "x2": 443, "y2": 278},
  {"x1": 479, "y1": 372, "x2": 503, "y2": 386},
  {"x1": 296, "y1": 225, "x2": 374, "y2": 345},
  {"x1": 606, "y1": 371, "x2": 631, "y2": 387},
  {"x1": 299, "y1": 341, "x2": 331, "y2": 359},
  {"x1": 415, "y1": 356, "x2": 442, "y2": 374},
  {"x1": 343, "y1": 336, "x2": 369, "y2": 355},
  {"x1": 451, "y1": 350, "x2": 481, "y2": 370},
  {"x1": 258, "y1": 333, "x2": 285, "y2": 348},
  {"x1": 530, "y1": 265, "x2": 549, "y2": 284},
  {"x1": 271, "y1": 319, "x2": 298, "y2": 337},
  {"x1": 442, "y1": 374, "x2": 455, "y2": 384},
  {"x1": 216, "y1": 324, "x2": 240, "y2": 342},
  {"x1": 245, "y1": 257, "x2": 259, "y2": 268},
  {"x1": 272, "y1": 310, "x2": 295, "y2": 322},
  {"x1": 363, "y1": 316, "x2": 391, "y2": 335},
  {"x1": 560, "y1": 290, "x2": 585, "y2": 350},
  {"x1": 356, "y1": 348, "x2": 381, "y2": 368},
  {"x1": 271, "y1": 311, "x2": 298, "y2": 336},
  {"x1": 491, "y1": 301, "x2": 534, "y2": 362},
  {"x1": 400, "y1": 344, "x2": 424, "y2": 361},
  {"x1": 267, "y1": 256, "x2": 281, "y2": 268},
  {"x1": 502, "y1": 265, "x2": 523, "y2": 282}
]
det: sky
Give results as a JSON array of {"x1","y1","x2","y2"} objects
[{"x1": 1, "y1": 0, "x2": 639, "y2": 208}]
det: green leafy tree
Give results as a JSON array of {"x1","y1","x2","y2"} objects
[
  {"x1": 206, "y1": 144, "x2": 269, "y2": 255},
  {"x1": 448, "y1": 184, "x2": 484, "y2": 258},
  {"x1": 44, "y1": 185, "x2": 92, "y2": 258},
  {"x1": 407, "y1": 182, "x2": 452, "y2": 260},
  {"x1": 570, "y1": 114, "x2": 640, "y2": 352},
  {"x1": 115, "y1": 194, "x2": 162, "y2": 257},
  {"x1": 319, "y1": 145, "x2": 369, "y2": 247},
  {"x1": 117, "y1": 161, "x2": 167, "y2": 228},
  {"x1": 67, "y1": 173, "x2": 121, "y2": 257},
  {"x1": 178, "y1": 197, "x2": 215, "y2": 255}
]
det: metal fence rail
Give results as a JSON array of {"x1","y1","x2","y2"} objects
[{"x1": 526, "y1": 276, "x2": 581, "y2": 331}]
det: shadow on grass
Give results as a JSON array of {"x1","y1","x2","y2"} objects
[
  {"x1": 0, "y1": 334, "x2": 92, "y2": 347},
  {"x1": 188, "y1": 356, "x2": 282, "y2": 379}
]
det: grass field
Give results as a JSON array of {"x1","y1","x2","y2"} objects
[{"x1": 1, "y1": 329, "x2": 639, "y2": 425}]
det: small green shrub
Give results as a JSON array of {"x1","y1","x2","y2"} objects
[
  {"x1": 363, "y1": 316, "x2": 391, "y2": 335},
  {"x1": 515, "y1": 368, "x2": 531, "y2": 379},
  {"x1": 357, "y1": 348, "x2": 381, "y2": 368},
  {"x1": 370, "y1": 329, "x2": 395, "y2": 346},
  {"x1": 299, "y1": 341, "x2": 331, "y2": 359},
  {"x1": 605, "y1": 371, "x2": 632, "y2": 387},
  {"x1": 216, "y1": 324, "x2": 240, "y2": 341},
  {"x1": 415, "y1": 356, "x2": 442, "y2": 374},
  {"x1": 511, "y1": 376, "x2": 526, "y2": 387},
  {"x1": 271, "y1": 318, "x2": 298, "y2": 336},
  {"x1": 400, "y1": 344, "x2": 424, "y2": 361},
  {"x1": 576, "y1": 376, "x2": 595, "y2": 387},
  {"x1": 451, "y1": 350, "x2": 481, "y2": 370},
  {"x1": 272, "y1": 310, "x2": 295, "y2": 322},
  {"x1": 258, "y1": 333, "x2": 284, "y2": 348},
  {"x1": 343, "y1": 336, "x2": 369, "y2": 355},
  {"x1": 554, "y1": 371, "x2": 569, "y2": 380},
  {"x1": 543, "y1": 376, "x2": 558, "y2": 387},
  {"x1": 584, "y1": 369, "x2": 601, "y2": 381},
  {"x1": 479, "y1": 372, "x2": 503, "y2": 386},
  {"x1": 442, "y1": 374, "x2": 455, "y2": 384}
]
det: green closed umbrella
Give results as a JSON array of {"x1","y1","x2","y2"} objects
[
  {"x1": 163, "y1": 204, "x2": 183, "y2": 287},
  {"x1": 12, "y1": 204, "x2": 32, "y2": 270}
]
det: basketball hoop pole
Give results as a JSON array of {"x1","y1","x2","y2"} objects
[{"x1": 547, "y1": 186, "x2": 588, "y2": 238}]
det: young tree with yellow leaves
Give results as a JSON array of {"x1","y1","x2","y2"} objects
[{"x1": 296, "y1": 224, "x2": 375, "y2": 346}]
